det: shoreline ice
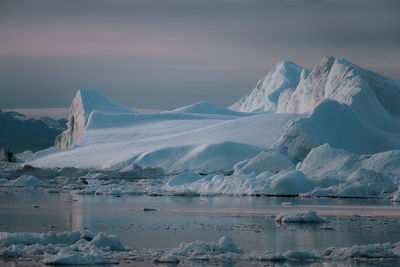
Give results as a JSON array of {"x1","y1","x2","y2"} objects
[{"x1": 1, "y1": 230, "x2": 399, "y2": 265}]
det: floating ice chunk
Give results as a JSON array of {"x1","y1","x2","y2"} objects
[
  {"x1": 275, "y1": 211, "x2": 324, "y2": 223},
  {"x1": 43, "y1": 248, "x2": 109, "y2": 265},
  {"x1": 89, "y1": 232, "x2": 124, "y2": 251},
  {"x1": 47, "y1": 188, "x2": 59, "y2": 194},
  {"x1": 12, "y1": 175, "x2": 40, "y2": 187},
  {"x1": 152, "y1": 236, "x2": 243, "y2": 263},
  {"x1": 283, "y1": 250, "x2": 321, "y2": 260},
  {"x1": 153, "y1": 254, "x2": 180, "y2": 263},
  {"x1": 325, "y1": 242, "x2": 398, "y2": 259},
  {"x1": 0, "y1": 230, "x2": 124, "y2": 265},
  {"x1": 216, "y1": 236, "x2": 242, "y2": 254},
  {"x1": 255, "y1": 251, "x2": 285, "y2": 261}
]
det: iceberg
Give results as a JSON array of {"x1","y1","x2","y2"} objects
[{"x1": 22, "y1": 56, "x2": 400, "y2": 199}]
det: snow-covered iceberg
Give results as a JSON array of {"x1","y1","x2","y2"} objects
[{"x1": 24, "y1": 56, "x2": 400, "y2": 198}]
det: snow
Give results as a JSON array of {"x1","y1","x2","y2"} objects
[{"x1": 274, "y1": 211, "x2": 325, "y2": 223}]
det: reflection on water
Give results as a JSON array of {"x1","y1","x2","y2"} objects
[{"x1": 0, "y1": 190, "x2": 399, "y2": 253}]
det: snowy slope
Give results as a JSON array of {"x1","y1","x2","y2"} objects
[
  {"x1": 29, "y1": 94, "x2": 300, "y2": 173},
  {"x1": 230, "y1": 61, "x2": 310, "y2": 113}
]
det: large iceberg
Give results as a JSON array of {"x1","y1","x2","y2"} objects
[{"x1": 25, "y1": 56, "x2": 400, "y2": 198}]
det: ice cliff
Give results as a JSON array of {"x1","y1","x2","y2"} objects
[{"x1": 55, "y1": 89, "x2": 136, "y2": 148}]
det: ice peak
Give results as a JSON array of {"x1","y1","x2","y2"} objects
[
  {"x1": 275, "y1": 60, "x2": 303, "y2": 71},
  {"x1": 230, "y1": 60, "x2": 309, "y2": 113}
]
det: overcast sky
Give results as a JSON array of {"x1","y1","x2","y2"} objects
[{"x1": 0, "y1": 0, "x2": 399, "y2": 109}]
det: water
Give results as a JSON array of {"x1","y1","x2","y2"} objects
[{"x1": 1, "y1": 190, "x2": 400, "y2": 254}]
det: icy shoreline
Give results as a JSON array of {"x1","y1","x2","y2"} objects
[{"x1": 1, "y1": 230, "x2": 400, "y2": 265}]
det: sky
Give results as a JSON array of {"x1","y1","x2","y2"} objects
[{"x1": 0, "y1": 0, "x2": 399, "y2": 110}]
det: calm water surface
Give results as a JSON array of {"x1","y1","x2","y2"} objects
[{"x1": 1, "y1": 190, "x2": 399, "y2": 254}]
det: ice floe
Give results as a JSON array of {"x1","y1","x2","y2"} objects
[
  {"x1": 274, "y1": 211, "x2": 325, "y2": 223},
  {"x1": 0, "y1": 230, "x2": 124, "y2": 265},
  {"x1": 2, "y1": 231, "x2": 400, "y2": 265}
]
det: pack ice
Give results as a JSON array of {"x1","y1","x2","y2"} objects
[
  {"x1": 27, "y1": 56, "x2": 400, "y2": 198},
  {"x1": 2, "y1": 231, "x2": 400, "y2": 265}
]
